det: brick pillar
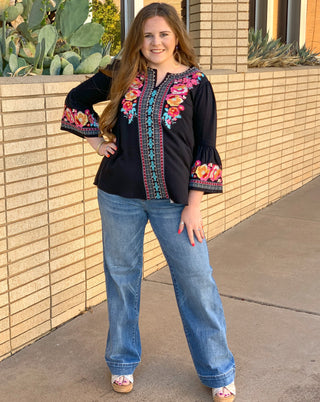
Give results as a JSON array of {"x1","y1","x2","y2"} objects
[{"x1": 189, "y1": 0, "x2": 249, "y2": 72}]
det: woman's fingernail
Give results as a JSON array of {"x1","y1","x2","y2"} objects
[
  {"x1": 178, "y1": 229, "x2": 181, "y2": 234},
  {"x1": 107, "y1": 154, "x2": 110, "y2": 158},
  {"x1": 192, "y1": 243, "x2": 195, "y2": 247}
]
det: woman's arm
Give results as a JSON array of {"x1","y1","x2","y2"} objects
[{"x1": 178, "y1": 190, "x2": 205, "y2": 246}]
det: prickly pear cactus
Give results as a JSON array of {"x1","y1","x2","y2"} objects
[{"x1": 0, "y1": 0, "x2": 113, "y2": 76}]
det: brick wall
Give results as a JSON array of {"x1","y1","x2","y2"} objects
[
  {"x1": 189, "y1": 0, "x2": 249, "y2": 72},
  {"x1": 1, "y1": 66, "x2": 320, "y2": 361}
]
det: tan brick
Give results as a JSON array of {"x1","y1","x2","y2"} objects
[
  {"x1": 5, "y1": 164, "x2": 47, "y2": 184},
  {"x1": 6, "y1": 189, "x2": 47, "y2": 210},
  {"x1": 0, "y1": 341, "x2": 11, "y2": 359},
  {"x1": 87, "y1": 292, "x2": 106, "y2": 308},
  {"x1": 44, "y1": 81, "x2": 82, "y2": 95},
  {"x1": 9, "y1": 264, "x2": 48, "y2": 290},
  {"x1": 48, "y1": 192, "x2": 83, "y2": 211},
  {"x1": 10, "y1": 288, "x2": 50, "y2": 315},
  {"x1": 4, "y1": 137, "x2": 46, "y2": 155},
  {"x1": 47, "y1": 143, "x2": 83, "y2": 161},
  {"x1": 2, "y1": 97, "x2": 45, "y2": 113},
  {"x1": 8, "y1": 238, "x2": 48, "y2": 264},
  {"x1": 49, "y1": 179, "x2": 83, "y2": 200},
  {"x1": 11, "y1": 310, "x2": 50, "y2": 338},
  {"x1": 52, "y1": 280, "x2": 85, "y2": 305},
  {"x1": 51, "y1": 293, "x2": 85, "y2": 318},
  {"x1": 11, "y1": 299, "x2": 50, "y2": 327},
  {"x1": 3, "y1": 111, "x2": 45, "y2": 127},
  {"x1": 9, "y1": 276, "x2": 49, "y2": 303},
  {"x1": 50, "y1": 238, "x2": 84, "y2": 260},
  {"x1": 11, "y1": 321, "x2": 51, "y2": 351},
  {"x1": 46, "y1": 95, "x2": 67, "y2": 109},
  {"x1": 6, "y1": 202, "x2": 48, "y2": 223},
  {"x1": 51, "y1": 302, "x2": 85, "y2": 328},
  {"x1": 50, "y1": 215, "x2": 83, "y2": 237},
  {"x1": 51, "y1": 260, "x2": 85, "y2": 284},
  {"x1": 9, "y1": 251, "x2": 49, "y2": 277},
  {"x1": 0, "y1": 83, "x2": 44, "y2": 97},
  {"x1": 50, "y1": 249, "x2": 84, "y2": 272},
  {"x1": 5, "y1": 177, "x2": 47, "y2": 197},
  {"x1": 0, "y1": 278, "x2": 8, "y2": 295},
  {"x1": 86, "y1": 282, "x2": 106, "y2": 300},
  {"x1": 8, "y1": 226, "x2": 48, "y2": 250},
  {"x1": 5, "y1": 150, "x2": 47, "y2": 170}
]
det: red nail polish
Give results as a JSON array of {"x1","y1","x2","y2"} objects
[
  {"x1": 107, "y1": 154, "x2": 110, "y2": 158},
  {"x1": 178, "y1": 229, "x2": 181, "y2": 234},
  {"x1": 192, "y1": 243, "x2": 195, "y2": 247}
]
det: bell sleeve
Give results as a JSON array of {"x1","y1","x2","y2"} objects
[
  {"x1": 189, "y1": 77, "x2": 223, "y2": 193},
  {"x1": 60, "y1": 70, "x2": 112, "y2": 138}
]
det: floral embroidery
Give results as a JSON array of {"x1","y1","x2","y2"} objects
[
  {"x1": 62, "y1": 107, "x2": 99, "y2": 129},
  {"x1": 121, "y1": 74, "x2": 144, "y2": 123},
  {"x1": 163, "y1": 71, "x2": 204, "y2": 129},
  {"x1": 191, "y1": 160, "x2": 222, "y2": 183}
]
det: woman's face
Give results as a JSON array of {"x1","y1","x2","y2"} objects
[{"x1": 141, "y1": 16, "x2": 178, "y2": 70}]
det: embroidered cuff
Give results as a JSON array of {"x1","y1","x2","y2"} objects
[
  {"x1": 189, "y1": 161, "x2": 223, "y2": 193},
  {"x1": 61, "y1": 106, "x2": 100, "y2": 138}
]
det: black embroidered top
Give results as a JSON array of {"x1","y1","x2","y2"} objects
[{"x1": 61, "y1": 66, "x2": 223, "y2": 204}]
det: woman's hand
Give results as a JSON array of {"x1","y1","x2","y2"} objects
[
  {"x1": 98, "y1": 139, "x2": 117, "y2": 158},
  {"x1": 178, "y1": 190, "x2": 204, "y2": 246},
  {"x1": 85, "y1": 136, "x2": 117, "y2": 158}
]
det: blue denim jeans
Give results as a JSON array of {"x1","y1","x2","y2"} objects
[{"x1": 98, "y1": 189, "x2": 235, "y2": 388}]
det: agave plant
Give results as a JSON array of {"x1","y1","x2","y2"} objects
[
  {"x1": 293, "y1": 43, "x2": 320, "y2": 66},
  {"x1": 248, "y1": 28, "x2": 320, "y2": 68},
  {"x1": 0, "y1": 0, "x2": 112, "y2": 76},
  {"x1": 248, "y1": 28, "x2": 299, "y2": 67}
]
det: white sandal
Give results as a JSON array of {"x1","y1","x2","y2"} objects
[
  {"x1": 111, "y1": 374, "x2": 134, "y2": 393},
  {"x1": 212, "y1": 381, "x2": 236, "y2": 401}
]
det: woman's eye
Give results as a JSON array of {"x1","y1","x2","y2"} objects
[
  {"x1": 160, "y1": 33, "x2": 168, "y2": 37},
  {"x1": 144, "y1": 34, "x2": 152, "y2": 38}
]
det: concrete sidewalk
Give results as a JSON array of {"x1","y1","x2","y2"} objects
[{"x1": 0, "y1": 177, "x2": 319, "y2": 402}]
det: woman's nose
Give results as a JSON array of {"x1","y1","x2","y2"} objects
[{"x1": 151, "y1": 35, "x2": 161, "y2": 45}]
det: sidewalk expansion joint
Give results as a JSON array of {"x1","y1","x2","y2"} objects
[
  {"x1": 144, "y1": 279, "x2": 320, "y2": 317},
  {"x1": 220, "y1": 293, "x2": 320, "y2": 316}
]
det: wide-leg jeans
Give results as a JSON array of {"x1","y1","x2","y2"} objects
[{"x1": 98, "y1": 189, "x2": 235, "y2": 388}]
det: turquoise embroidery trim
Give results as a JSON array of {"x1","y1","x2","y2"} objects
[{"x1": 147, "y1": 89, "x2": 161, "y2": 199}]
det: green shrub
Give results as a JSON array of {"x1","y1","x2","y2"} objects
[{"x1": 92, "y1": 0, "x2": 121, "y2": 56}]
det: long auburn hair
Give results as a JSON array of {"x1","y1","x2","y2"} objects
[{"x1": 99, "y1": 2, "x2": 199, "y2": 139}]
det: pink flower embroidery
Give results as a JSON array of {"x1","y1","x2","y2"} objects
[
  {"x1": 166, "y1": 93, "x2": 183, "y2": 106},
  {"x1": 125, "y1": 89, "x2": 141, "y2": 101},
  {"x1": 122, "y1": 100, "x2": 133, "y2": 112},
  {"x1": 170, "y1": 83, "x2": 188, "y2": 96},
  {"x1": 163, "y1": 71, "x2": 204, "y2": 129},
  {"x1": 74, "y1": 111, "x2": 88, "y2": 127},
  {"x1": 209, "y1": 165, "x2": 222, "y2": 181},
  {"x1": 196, "y1": 164, "x2": 210, "y2": 180},
  {"x1": 168, "y1": 106, "x2": 180, "y2": 118},
  {"x1": 121, "y1": 74, "x2": 144, "y2": 123},
  {"x1": 131, "y1": 76, "x2": 144, "y2": 89},
  {"x1": 65, "y1": 108, "x2": 74, "y2": 123}
]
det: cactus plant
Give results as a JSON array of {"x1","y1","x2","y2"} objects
[{"x1": 0, "y1": 0, "x2": 112, "y2": 76}]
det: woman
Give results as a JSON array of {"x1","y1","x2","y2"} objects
[{"x1": 61, "y1": 3, "x2": 236, "y2": 401}]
